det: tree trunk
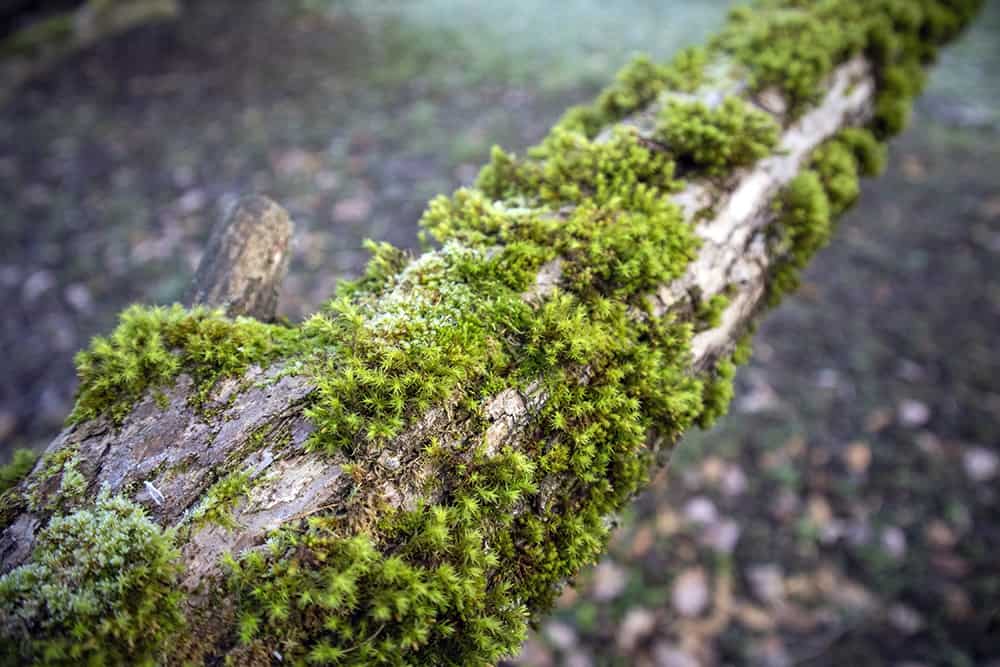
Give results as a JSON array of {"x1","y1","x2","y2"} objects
[{"x1": 0, "y1": 2, "x2": 983, "y2": 664}]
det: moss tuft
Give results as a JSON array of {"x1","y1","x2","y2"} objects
[
  {"x1": 0, "y1": 488, "x2": 184, "y2": 666},
  {"x1": 69, "y1": 304, "x2": 297, "y2": 425},
  {"x1": 191, "y1": 468, "x2": 256, "y2": 530},
  {"x1": 0, "y1": 449, "x2": 38, "y2": 495},
  {"x1": 655, "y1": 96, "x2": 780, "y2": 176}
]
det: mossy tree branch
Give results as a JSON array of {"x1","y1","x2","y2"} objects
[{"x1": 0, "y1": 1, "x2": 983, "y2": 664}]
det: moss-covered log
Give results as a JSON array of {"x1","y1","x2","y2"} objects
[{"x1": 0, "y1": 1, "x2": 984, "y2": 664}]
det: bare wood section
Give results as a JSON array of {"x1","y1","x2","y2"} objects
[{"x1": 186, "y1": 195, "x2": 294, "y2": 321}]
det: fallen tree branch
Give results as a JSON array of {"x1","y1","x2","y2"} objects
[
  {"x1": 0, "y1": 1, "x2": 983, "y2": 664},
  {"x1": 0, "y1": 0, "x2": 180, "y2": 102}
]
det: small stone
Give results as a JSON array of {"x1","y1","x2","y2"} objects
[
  {"x1": 683, "y1": 496, "x2": 718, "y2": 525},
  {"x1": 672, "y1": 568, "x2": 709, "y2": 617},
  {"x1": 617, "y1": 608, "x2": 656, "y2": 651},
  {"x1": 721, "y1": 465, "x2": 748, "y2": 497},
  {"x1": 898, "y1": 399, "x2": 931, "y2": 427},
  {"x1": 64, "y1": 283, "x2": 94, "y2": 314},
  {"x1": 315, "y1": 171, "x2": 340, "y2": 191},
  {"x1": 23, "y1": 270, "x2": 55, "y2": 302},
  {"x1": 816, "y1": 368, "x2": 839, "y2": 389},
  {"x1": 925, "y1": 520, "x2": 956, "y2": 549},
  {"x1": 177, "y1": 188, "x2": 207, "y2": 214},
  {"x1": 701, "y1": 456, "x2": 725, "y2": 483},
  {"x1": 591, "y1": 561, "x2": 628, "y2": 602},
  {"x1": 564, "y1": 651, "x2": 593, "y2": 667},
  {"x1": 962, "y1": 446, "x2": 998, "y2": 482},
  {"x1": 630, "y1": 525, "x2": 655, "y2": 558},
  {"x1": 865, "y1": 408, "x2": 893, "y2": 433},
  {"x1": 747, "y1": 564, "x2": 784, "y2": 605},
  {"x1": 896, "y1": 359, "x2": 925, "y2": 382}
]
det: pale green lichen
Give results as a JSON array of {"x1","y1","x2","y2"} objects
[{"x1": 0, "y1": 488, "x2": 184, "y2": 666}]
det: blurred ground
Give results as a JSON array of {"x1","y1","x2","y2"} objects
[{"x1": 1, "y1": 1, "x2": 998, "y2": 665}]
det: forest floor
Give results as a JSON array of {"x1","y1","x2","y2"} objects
[{"x1": 1, "y1": 1, "x2": 998, "y2": 665}]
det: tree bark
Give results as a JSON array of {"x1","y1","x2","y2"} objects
[{"x1": 186, "y1": 195, "x2": 294, "y2": 322}]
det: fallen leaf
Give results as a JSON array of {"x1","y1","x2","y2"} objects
[{"x1": 672, "y1": 568, "x2": 709, "y2": 617}]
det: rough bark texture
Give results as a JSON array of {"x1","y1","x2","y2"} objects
[
  {"x1": 0, "y1": 1, "x2": 982, "y2": 662},
  {"x1": 186, "y1": 195, "x2": 294, "y2": 321}
]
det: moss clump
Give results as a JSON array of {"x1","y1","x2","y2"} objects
[
  {"x1": 694, "y1": 292, "x2": 731, "y2": 332},
  {"x1": 714, "y1": 0, "x2": 982, "y2": 119},
  {"x1": 300, "y1": 241, "x2": 538, "y2": 454},
  {"x1": 554, "y1": 47, "x2": 709, "y2": 138},
  {"x1": 22, "y1": 446, "x2": 88, "y2": 514},
  {"x1": 0, "y1": 449, "x2": 38, "y2": 494},
  {"x1": 476, "y1": 126, "x2": 680, "y2": 206},
  {"x1": 226, "y1": 449, "x2": 537, "y2": 665},
  {"x1": 0, "y1": 488, "x2": 184, "y2": 666},
  {"x1": 191, "y1": 468, "x2": 255, "y2": 530},
  {"x1": 69, "y1": 304, "x2": 297, "y2": 425},
  {"x1": 767, "y1": 126, "x2": 889, "y2": 305},
  {"x1": 655, "y1": 97, "x2": 780, "y2": 176},
  {"x1": 0, "y1": 449, "x2": 39, "y2": 530},
  {"x1": 767, "y1": 170, "x2": 833, "y2": 304}
]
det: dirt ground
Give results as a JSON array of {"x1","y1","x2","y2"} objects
[{"x1": 1, "y1": 1, "x2": 998, "y2": 665}]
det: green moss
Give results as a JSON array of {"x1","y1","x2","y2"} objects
[
  {"x1": 69, "y1": 304, "x2": 298, "y2": 425},
  {"x1": 693, "y1": 291, "x2": 731, "y2": 332},
  {"x1": 553, "y1": 47, "x2": 709, "y2": 138},
  {"x1": 766, "y1": 169, "x2": 833, "y2": 305},
  {"x1": 0, "y1": 488, "x2": 184, "y2": 666},
  {"x1": 0, "y1": 449, "x2": 39, "y2": 531},
  {"x1": 0, "y1": 449, "x2": 38, "y2": 494},
  {"x1": 476, "y1": 126, "x2": 680, "y2": 207},
  {"x1": 226, "y1": 449, "x2": 537, "y2": 665},
  {"x1": 24, "y1": 446, "x2": 89, "y2": 514},
  {"x1": 655, "y1": 96, "x2": 780, "y2": 176},
  {"x1": 191, "y1": 468, "x2": 256, "y2": 530}
]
